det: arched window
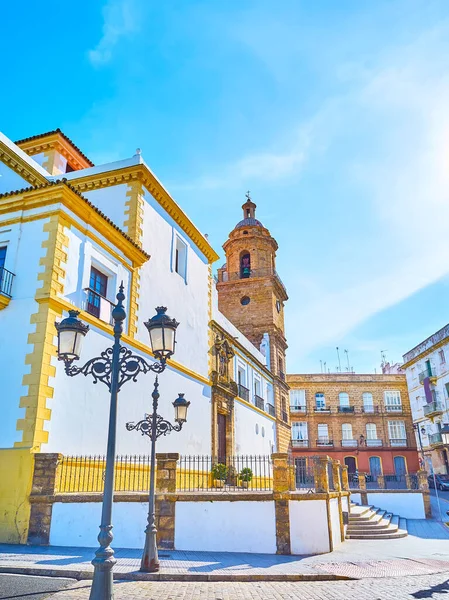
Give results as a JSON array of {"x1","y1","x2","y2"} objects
[
  {"x1": 339, "y1": 392, "x2": 349, "y2": 406},
  {"x1": 240, "y1": 252, "x2": 251, "y2": 278}
]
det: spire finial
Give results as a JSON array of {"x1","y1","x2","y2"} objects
[
  {"x1": 245, "y1": 190, "x2": 251, "y2": 201},
  {"x1": 242, "y1": 191, "x2": 256, "y2": 219}
]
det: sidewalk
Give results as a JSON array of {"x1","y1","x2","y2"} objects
[{"x1": 0, "y1": 520, "x2": 449, "y2": 581}]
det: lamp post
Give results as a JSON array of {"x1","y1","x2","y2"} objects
[
  {"x1": 54, "y1": 285, "x2": 179, "y2": 600},
  {"x1": 413, "y1": 423, "x2": 426, "y2": 468},
  {"x1": 126, "y1": 383, "x2": 189, "y2": 572}
]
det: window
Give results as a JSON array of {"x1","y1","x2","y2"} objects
[
  {"x1": 240, "y1": 296, "x2": 250, "y2": 305},
  {"x1": 290, "y1": 389, "x2": 306, "y2": 410},
  {"x1": 254, "y1": 378, "x2": 261, "y2": 397},
  {"x1": 240, "y1": 252, "x2": 251, "y2": 278},
  {"x1": 439, "y1": 350, "x2": 446, "y2": 365},
  {"x1": 175, "y1": 237, "x2": 187, "y2": 279},
  {"x1": 317, "y1": 424, "x2": 329, "y2": 441},
  {"x1": 342, "y1": 423, "x2": 353, "y2": 440},
  {"x1": 384, "y1": 390, "x2": 402, "y2": 411},
  {"x1": 411, "y1": 366, "x2": 416, "y2": 380},
  {"x1": 388, "y1": 420, "x2": 406, "y2": 441},
  {"x1": 366, "y1": 423, "x2": 377, "y2": 440},
  {"x1": 315, "y1": 393, "x2": 326, "y2": 409},
  {"x1": 276, "y1": 300, "x2": 281, "y2": 313},
  {"x1": 87, "y1": 267, "x2": 108, "y2": 318},
  {"x1": 0, "y1": 246, "x2": 6, "y2": 269},
  {"x1": 363, "y1": 392, "x2": 374, "y2": 412},
  {"x1": 292, "y1": 422, "x2": 308, "y2": 441},
  {"x1": 237, "y1": 365, "x2": 246, "y2": 386},
  {"x1": 339, "y1": 392, "x2": 349, "y2": 407}
]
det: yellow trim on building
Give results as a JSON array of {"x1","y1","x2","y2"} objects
[
  {"x1": 124, "y1": 181, "x2": 145, "y2": 337},
  {"x1": 0, "y1": 448, "x2": 34, "y2": 543},
  {"x1": 0, "y1": 294, "x2": 11, "y2": 310},
  {"x1": 69, "y1": 165, "x2": 220, "y2": 264},
  {"x1": 15, "y1": 215, "x2": 69, "y2": 450}
]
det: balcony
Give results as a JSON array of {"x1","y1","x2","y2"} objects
[
  {"x1": 423, "y1": 400, "x2": 444, "y2": 419},
  {"x1": 292, "y1": 439, "x2": 309, "y2": 448},
  {"x1": 429, "y1": 432, "x2": 443, "y2": 446},
  {"x1": 366, "y1": 439, "x2": 383, "y2": 447},
  {"x1": 85, "y1": 289, "x2": 114, "y2": 324},
  {"x1": 254, "y1": 394, "x2": 265, "y2": 411},
  {"x1": 0, "y1": 267, "x2": 14, "y2": 309},
  {"x1": 361, "y1": 405, "x2": 379, "y2": 414},
  {"x1": 238, "y1": 383, "x2": 250, "y2": 402},
  {"x1": 314, "y1": 406, "x2": 332, "y2": 413},
  {"x1": 266, "y1": 403, "x2": 276, "y2": 417},
  {"x1": 290, "y1": 405, "x2": 307, "y2": 414},
  {"x1": 385, "y1": 405, "x2": 403, "y2": 414},
  {"x1": 338, "y1": 406, "x2": 355, "y2": 414},
  {"x1": 390, "y1": 438, "x2": 407, "y2": 447},
  {"x1": 217, "y1": 267, "x2": 288, "y2": 299},
  {"x1": 281, "y1": 410, "x2": 288, "y2": 423},
  {"x1": 419, "y1": 368, "x2": 436, "y2": 384},
  {"x1": 316, "y1": 438, "x2": 334, "y2": 447},
  {"x1": 279, "y1": 371, "x2": 286, "y2": 381},
  {"x1": 341, "y1": 439, "x2": 357, "y2": 447}
]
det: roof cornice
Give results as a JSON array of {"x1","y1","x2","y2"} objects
[
  {"x1": 15, "y1": 129, "x2": 94, "y2": 168},
  {"x1": 68, "y1": 164, "x2": 220, "y2": 264},
  {"x1": 0, "y1": 139, "x2": 48, "y2": 187}
]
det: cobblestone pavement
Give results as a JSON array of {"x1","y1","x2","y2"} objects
[{"x1": 49, "y1": 573, "x2": 449, "y2": 599}]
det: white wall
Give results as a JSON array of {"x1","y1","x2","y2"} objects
[
  {"x1": 136, "y1": 189, "x2": 210, "y2": 379},
  {"x1": 366, "y1": 492, "x2": 425, "y2": 519},
  {"x1": 84, "y1": 185, "x2": 129, "y2": 232},
  {"x1": 0, "y1": 217, "x2": 49, "y2": 447},
  {"x1": 43, "y1": 326, "x2": 212, "y2": 455},
  {"x1": 289, "y1": 500, "x2": 330, "y2": 555},
  {"x1": 175, "y1": 501, "x2": 276, "y2": 553},
  {"x1": 234, "y1": 401, "x2": 276, "y2": 455},
  {"x1": 50, "y1": 502, "x2": 148, "y2": 549},
  {"x1": 330, "y1": 497, "x2": 342, "y2": 548},
  {"x1": 0, "y1": 162, "x2": 30, "y2": 194}
]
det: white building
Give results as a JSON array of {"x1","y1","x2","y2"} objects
[{"x1": 402, "y1": 324, "x2": 449, "y2": 474}]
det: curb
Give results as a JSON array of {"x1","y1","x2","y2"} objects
[{"x1": 0, "y1": 566, "x2": 354, "y2": 582}]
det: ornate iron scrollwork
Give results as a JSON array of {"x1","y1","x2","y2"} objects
[
  {"x1": 64, "y1": 346, "x2": 166, "y2": 391},
  {"x1": 126, "y1": 413, "x2": 183, "y2": 441}
]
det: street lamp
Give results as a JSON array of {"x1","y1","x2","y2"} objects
[
  {"x1": 126, "y1": 385, "x2": 190, "y2": 572},
  {"x1": 55, "y1": 284, "x2": 179, "y2": 600},
  {"x1": 413, "y1": 423, "x2": 427, "y2": 468}
]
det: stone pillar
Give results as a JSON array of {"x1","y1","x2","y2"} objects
[
  {"x1": 155, "y1": 453, "x2": 179, "y2": 549},
  {"x1": 272, "y1": 453, "x2": 290, "y2": 492},
  {"x1": 405, "y1": 474, "x2": 412, "y2": 490},
  {"x1": 156, "y1": 453, "x2": 179, "y2": 493},
  {"x1": 315, "y1": 457, "x2": 330, "y2": 493},
  {"x1": 418, "y1": 470, "x2": 431, "y2": 518},
  {"x1": 358, "y1": 473, "x2": 368, "y2": 505},
  {"x1": 341, "y1": 466, "x2": 349, "y2": 491},
  {"x1": 377, "y1": 475, "x2": 386, "y2": 490},
  {"x1": 28, "y1": 453, "x2": 61, "y2": 545},
  {"x1": 332, "y1": 461, "x2": 345, "y2": 542},
  {"x1": 272, "y1": 453, "x2": 291, "y2": 554}
]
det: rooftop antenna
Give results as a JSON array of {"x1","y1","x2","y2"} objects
[
  {"x1": 381, "y1": 350, "x2": 387, "y2": 366},
  {"x1": 320, "y1": 360, "x2": 323, "y2": 373},
  {"x1": 336, "y1": 347, "x2": 342, "y2": 372},
  {"x1": 344, "y1": 349, "x2": 351, "y2": 372},
  {"x1": 324, "y1": 361, "x2": 327, "y2": 373}
]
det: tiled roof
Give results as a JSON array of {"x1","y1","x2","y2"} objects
[
  {"x1": 14, "y1": 128, "x2": 95, "y2": 167},
  {"x1": 0, "y1": 178, "x2": 149, "y2": 258}
]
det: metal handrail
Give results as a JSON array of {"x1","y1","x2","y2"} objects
[
  {"x1": 290, "y1": 405, "x2": 307, "y2": 413},
  {"x1": 238, "y1": 383, "x2": 250, "y2": 402},
  {"x1": 423, "y1": 400, "x2": 444, "y2": 416},
  {"x1": 338, "y1": 406, "x2": 355, "y2": 413},
  {"x1": 254, "y1": 394, "x2": 265, "y2": 410},
  {"x1": 314, "y1": 406, "x2": 332, "y2": 413},
  {"x1": 316, "y1": 438, "x2": 334, "y2": 446},
  {"x1": 266, "y1": 403, "x2": 275, "y2": 417}
]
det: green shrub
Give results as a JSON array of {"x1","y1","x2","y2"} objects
[
  {"x1": 212, "y1": 463, "x2": 228, "y2": 481},
  {"x1": 239, "y1": 467, "x2": 253, "y2": 482}
]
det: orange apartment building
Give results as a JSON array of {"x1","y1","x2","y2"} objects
[{"x1": 287, "y1": 373, "x2": 419, "y2": 479}]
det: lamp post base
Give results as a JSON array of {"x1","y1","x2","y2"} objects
[
  {"x1": 140, "y1": 531, "x2": 160, "y2": 573},
  {"x1": 89, "y1": 556, "x2": 116, "y2": 600}
]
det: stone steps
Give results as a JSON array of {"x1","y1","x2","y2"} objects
[{"x1": 346, "y1": 504, "x2": 408, "y2": 540}]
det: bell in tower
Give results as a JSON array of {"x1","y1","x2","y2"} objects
[{"x1": 216, "y1": 193, "x2": 291, "y2": 452}]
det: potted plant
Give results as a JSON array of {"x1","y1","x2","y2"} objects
[
  {"x1": 239, "y1": 467, "x2": 253, "y2": 489},
  {"x1": 211, "y1": 463, "x2": 228, "y2": 488}
]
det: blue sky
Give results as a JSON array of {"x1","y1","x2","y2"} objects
[{"x1": 2, "y1": 0, "x2": 449, "y2": 373}]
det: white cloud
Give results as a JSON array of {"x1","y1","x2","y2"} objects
[{"x1": 88, "y1": 0, "x2": 138, "y2": 67}]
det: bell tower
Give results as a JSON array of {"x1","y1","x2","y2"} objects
[{"x1": 216, "y1": 193, "x2": 290, "y2": 452}]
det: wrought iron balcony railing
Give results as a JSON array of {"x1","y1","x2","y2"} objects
[
  {"x1": 314, "y1": 406, "x2": 332, "y2": 413},
  {"x1": 279, "y1": 370, "x2": 286, "y2": 381},
  {"x1": 238, "y1": 383, "x2": 250, "y2": 402},
  {"x1": 290, "y1": 405, "x2": 307, "y2": 413},
  {"x1": 0, "y1": 267, "x2": 14, "y2": 298},
  {"x1": 266, "y1": 403, "x2": 276, "y2": 417},
  {"x1": 385, "y1": 405, "x2": 403, "y2": 413},
  {"x1": 254, "y1": 394, "x2": 265, "y2": 411},
  {"x1": 338, "y1": 406, "x2": 355, "y2": 413},
  {"x1": 419, "y1": 368, "x2": 434, "y2": 383},
  {"x1": 423, "y1": 400, "x2": 444, "y2": 418},
  {"x1": 341, "y1": 439, "x2": 357, "y2": 447},
  {"x1": 85, "y1": 288, "x2": 115, "y2": 324},
  {"x1": 429, "y1": 432, "x2": 443, "y2": 446},
  {"x1": 316, "y1": 438, "x2": 334, "y2": 447},
  {"x1": 389, "y1": 438, "x2": 407, "y2": 447},
  {"x1": 361, "y1": 405, "x2": 379, "y2": 413},
  {"x1": 366, "y1": 439, "x2": 383, "y2": 447},
  {"x1": 291, "y1": 439, "x2": 309, "y2": 448},
  {"x1": 281, "y1": 410, "x2": 288, "y2": 423}
]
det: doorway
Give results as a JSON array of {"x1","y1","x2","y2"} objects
[
  {"x1": 344, "y1": 456, "x2": 357, "y2": 475},
  {"x1": 369, "y1": 456, "x2": 382, "y2": 477},
  {"x1": 217, "y1": 413, "x2": 227, "y2": 463},
  {"x1": 394, "y1": 456, "x2": 407, "y2": 475}
]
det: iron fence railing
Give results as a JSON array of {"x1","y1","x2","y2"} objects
[
  {"x1": 266, "y1": 403, "x2": 276, "y2": 417},
  {"x1": 293, "y1": 457, "x2": 318, "y2": 491},
  {"x1": 57, "y1": 455, "x2": 152, "y2": 493},
  {"x1": 177, "y1": 455, "x2": 273, "y2": 492},
  {"x1": 290, "y1": 405, "x2": 307, "y2": 414},
  {"x1": 338, "y1": 406, "x2": 355, "y2": 413},
  {"x1": 423, "y1": 401, "x2": 444, "y2": 417},
  {"x1": 390, "y1": 438, "x2": 407, "y2": 447},
  {"x1": 429, "y1": 432, "x2": 443, "y2": 445},
  {"x1": 85, "y1": 288, "x2": 115, "y2": 323},
  {"x1": 0, "y1": 267, "x2": 14, "y2": 298},
  {"x1": 254, "y1": 394, "x2": 265, "y2": 410},
  {"x1": 361, "y1": 405, "x2": 379, "y2": 413},
  {"x1": 238, "y1": 383, "x2": 250, "y2": 402},
  {"x1": 384, "y1": 474, "x2": 409, "y2": 490},
  {"x1": 385, "y1": 405, "x2": 403, "y2": 413}
]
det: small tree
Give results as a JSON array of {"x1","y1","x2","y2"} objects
[
  {"x1": 212, "y1": 463, "x2": 228, "y2": 481},
  {"x1": 239, "y1": 467, "x2": 253, "y2": 482}
]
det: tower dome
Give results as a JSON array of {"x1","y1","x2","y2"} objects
[{"x1": 234, "y1": 192, "x2": 263, "y2": 229}]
